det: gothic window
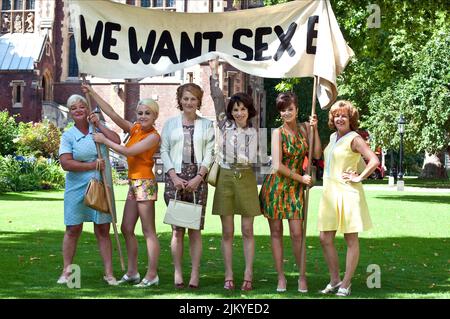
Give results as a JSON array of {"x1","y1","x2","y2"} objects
[
  {"x1": 0, "y1": 0, "x2": 35, "y2": 33},
  {"x1": 68, "y1": 35, "x2": 79, "y2": 77}
]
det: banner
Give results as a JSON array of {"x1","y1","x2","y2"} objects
[{"x1": 70, "y1": 0, "x2": 354, "y2": 109}]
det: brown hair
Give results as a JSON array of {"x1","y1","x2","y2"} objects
[
  {"x1": 176, "y1": 83, "x2": 203, "y2": 110},
  {"x1": 276, "y1": 92, "x2": 298, "y2": 112},
  {"x1": 328, "y1": 100, "x2": 359, "y2": 131}
]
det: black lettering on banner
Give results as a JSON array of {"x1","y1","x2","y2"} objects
[
  {"x1": 274, "y1": 22, "x2": 297, "y2": 61},
  {"x1": 102, "y1": 22, "x2": 121, "y2": 60},
  {"x1": 254, "y1": 27, "x2": 272, "y2": 61},
  {"x1": 129, "y1": 27, "x2": 156, "y2": 64},
  {"x1": 79, "y1": 15, "x2": 103, "y2": 55},
  {"x1": 232, "y1": 29, "x2": 253, "y2": 61},
  {"x1": 203, "y1": 31, "x2": 223, "y2": 52},
  {"x1": 151, "y1": 30, "x2": 179, "y2": 64},
  {"x1": 306, "y1": 15, "x2": 319, "y2": 54},
  {"x1": 180, "y1": 32, "x2": 202, "y2": 62}
]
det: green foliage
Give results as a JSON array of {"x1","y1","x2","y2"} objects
[
  {"x1": 0, "y1": 111, "x2": 19, "y2": 156},
  {"x1": 16, "y1": 120, "x2": 62, "y2": 159},
  {"x1": 364, "y1": 24, "x2": 450, "y2": 154},
  {"x1": 0, "y1": 155, "x2": 65, "y2": 192},
  {"x1": 265, "y1": 0, "x2": 450, "y2": 158}
]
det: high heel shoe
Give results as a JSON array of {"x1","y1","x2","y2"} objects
[
  {"x1": 276, "y1": 279, "x2": 287, "y2": 292},
  {"x1": 320, "y1": 281, "x2": 342, "y2": 294},
  {"x1": 298, "y1": 278, "x2": 308, "y2": 293},
  {"x1": 336, "y1": 285, "x2": 351, "y2": 296},
  {"x1": 117, "y1": 273, "x2": 141, "y2": 285},
  {"x1": 134, "y1": 275, "x2": 159, "y2": 287}
]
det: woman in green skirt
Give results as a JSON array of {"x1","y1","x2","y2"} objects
[{"x1": 209, "y1": 60, "x2": 261, "y2": 291}]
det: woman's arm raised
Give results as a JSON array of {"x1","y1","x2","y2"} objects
[{"x1": 82, "y1": 84, "x2": 132, "y2": 133}]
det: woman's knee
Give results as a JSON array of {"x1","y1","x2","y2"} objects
[
  {"x1": 121, "y1": 223, "x2": 135, "y2": 237},
  {"x1": 241, "y1": 225, "x2": 254, "y2": 240},
  {"x1": 289, "y1": 229, "x2": 302, "y2": 242},
  {"x1": 270, "y1": 227, "x2": 283, "y2": 240},
  {"x1": 320, "y1": 232, "x2": 334, "y2": 247},
  {"x1": 222, "y1": 228, "x2": 234, "y2": 241},
  {"x1": 172, "y1": 228, "x2": 185, "y2": 240},
  {"x1": 66, "y1": 225, "x2": 83, "y2": 238},
  {"x1": 94, "y1": 223, "x2": 110, "y2": 238}
]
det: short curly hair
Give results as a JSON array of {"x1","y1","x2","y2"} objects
[
  {"x1": 176, "y1": 83, "x2": 203, "y2": 111},
  {"x1": 328, "y1": 100, "x2": 359, "y2": 131}
]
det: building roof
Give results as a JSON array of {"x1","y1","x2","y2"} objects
[{"x1": 0, "y1": 33, "x2": 47, "y2": 71}]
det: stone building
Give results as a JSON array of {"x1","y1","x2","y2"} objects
[{"x1": 0, "y1": 0, "x2": 266, "y2": 135}]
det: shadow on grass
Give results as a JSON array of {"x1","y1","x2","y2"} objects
[
  {"x1": 0, "y1": 192, "x2": 63, "y2": 202},
  {"x1": 374, "y1": 194, "x2": 450, "y2": 205},
  {"x1": 0, "y1": 230, "x2": 448, "y2": 299}
]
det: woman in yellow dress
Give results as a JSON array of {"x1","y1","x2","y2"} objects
[{"x1": 318, "y1": 100, "x2": 380, "y2": 297}]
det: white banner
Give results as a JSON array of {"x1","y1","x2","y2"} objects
[{"x1": 70, "y1": 0, "x2": 354, "y2": 109}]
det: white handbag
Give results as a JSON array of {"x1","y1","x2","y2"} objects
[
  {"x1": 163, "y1": 191, "x2": 203, "y2": 230},
  {"x1": 207, "y1": 161, "x2": 219, "y2": 187}
]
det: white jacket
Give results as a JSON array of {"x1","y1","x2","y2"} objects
[{"x1": 160, "y1": 114, "x2": 215, "y2": 174}]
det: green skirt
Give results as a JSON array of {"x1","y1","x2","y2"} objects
[{"x1": 212, "y1": 166, "x2": 261, "y2": 217}]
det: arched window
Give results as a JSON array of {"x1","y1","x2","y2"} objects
[{"x1": 68, "y1": 35, "x2": 79, "y2": 77}]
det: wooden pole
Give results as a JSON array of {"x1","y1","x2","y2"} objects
[
  {"x1": 81, "y1": 74, "x2": 125, "y2": 271},
  {"x1": 299, "y1": 75, "x2": 318, "y2": 278}
]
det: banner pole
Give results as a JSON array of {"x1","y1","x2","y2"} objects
[
  {"x1": 299, "y1": 75, "x2": 318, "y2": 280},
  {"x1": 81, "y1": 74, "x2": 125, "y2": 272}
]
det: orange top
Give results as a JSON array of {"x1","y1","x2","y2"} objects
[{"x1": 126, "y1": 123, "x2": 160, "y2": 179}]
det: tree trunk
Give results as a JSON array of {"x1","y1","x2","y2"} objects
[{"x1": 419, "y1": 151, "x2": 448, "y2": 179}]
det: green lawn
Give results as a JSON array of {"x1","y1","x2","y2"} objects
[{"x1": 0, "y1": 184, "x2": 449, "y2": 299}]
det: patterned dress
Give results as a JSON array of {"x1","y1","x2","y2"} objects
[
  {"x1": 259, "y1": 125, "x2": 308, "y2": 219},
  {"x1": 164, "y1": 124, "x2": 208, "y2": 229}
]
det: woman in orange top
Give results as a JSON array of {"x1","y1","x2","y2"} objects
[{"x1": 82, "y1": 84, "x2": 161, "y2": 288}]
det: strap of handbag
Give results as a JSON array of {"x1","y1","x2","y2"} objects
[{"x1": 174, "y1": 189, "x2": 197, "y2": 204}]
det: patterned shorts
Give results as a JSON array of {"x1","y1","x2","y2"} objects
[{"x1": 127, "y1": 178, "x2": 158, "y2": 201}]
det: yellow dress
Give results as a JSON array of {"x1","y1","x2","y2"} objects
[{"x1": 318, "y1": 131, "x2": 372, "y2": 233}]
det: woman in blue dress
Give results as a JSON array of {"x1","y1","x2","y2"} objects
[{"x1": 57, "y1": 94, "x2": 121, "y2": 286}]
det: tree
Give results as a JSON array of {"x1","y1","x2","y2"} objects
[
  {"x1": 264, "y1": 0, "x2": 450, "y2": 178},
  {"x1": 0, "y1": 111, "x2": 19, "y2": 156},
  {"x1": 364, "y1": 23, "x2": 450, "y2": 178}
]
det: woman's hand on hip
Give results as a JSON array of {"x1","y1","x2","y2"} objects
[{"x1": 342, "y1": 170, "x2": 362, "y2": 183}]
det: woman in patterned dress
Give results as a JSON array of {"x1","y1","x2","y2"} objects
[
  {"x1": 58, "y1": 94, "x2": 121, "y2": 286},
  {"x1": 160, "y1": 83, "x2": 215, "y2": 289},
  {"x1": 318, "y1": 100, "x2": 379, "y2": 297},
  {"x1": 259, "y1": 92, "x2": 321, "y2": 293},
  {"x1": 83, "y1": 84, "x2": 161, "y2": 288}
]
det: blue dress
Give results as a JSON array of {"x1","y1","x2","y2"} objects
[{"x1": 59, "y1": 125, "x2": 114, "y2": 226}]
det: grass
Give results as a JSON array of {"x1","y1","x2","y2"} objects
[{"x1": 0, "y1": 183, "x2": 449, "y2": 299}]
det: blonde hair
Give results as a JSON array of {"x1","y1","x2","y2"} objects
[
  {"x1": 67, "y1": 94, "x2": 87, "y2": 109},
  {"x1": 328, "y1": 100, "x2": 360, "y2": 131},
  {"x1": 137, "y1": 99, "x2": 159, "y2": 119}
]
